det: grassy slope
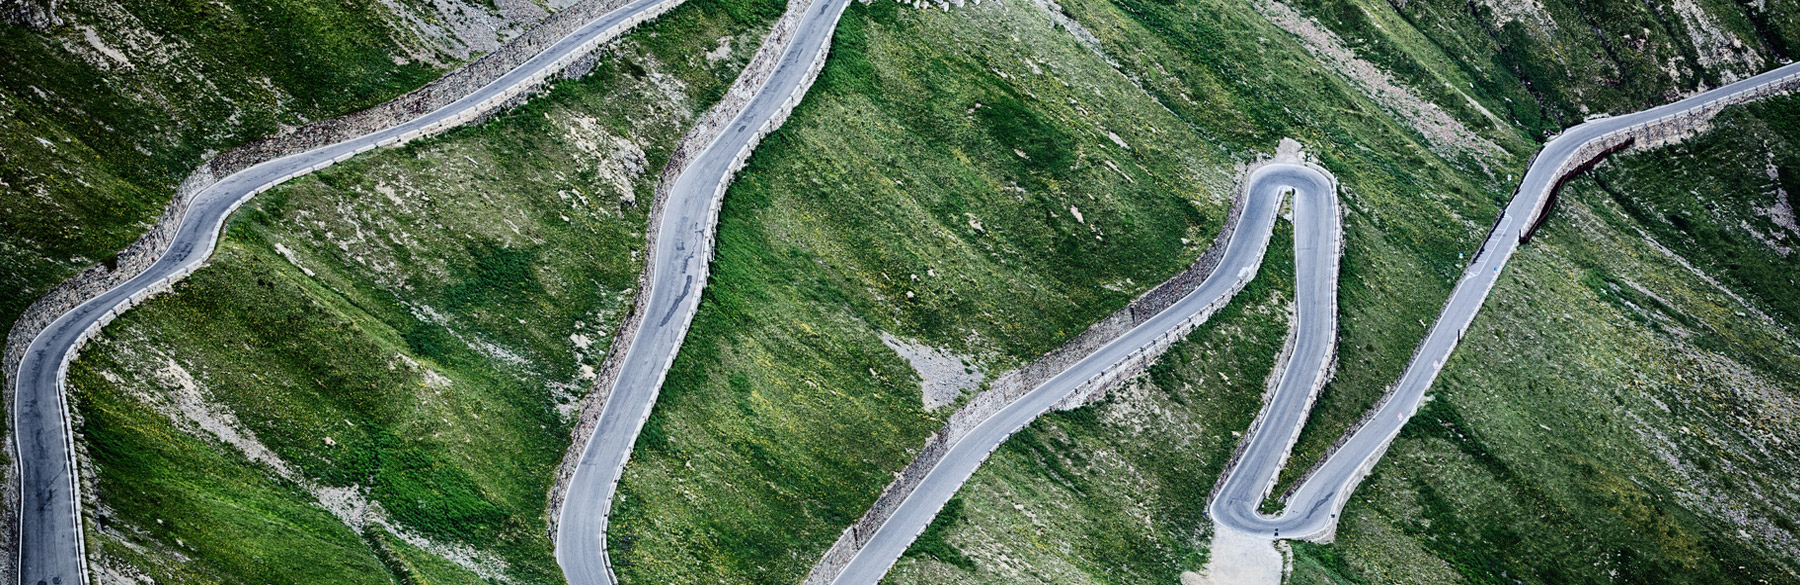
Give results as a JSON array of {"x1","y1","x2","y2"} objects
[
  {"x1": 605, "y1": 0, "x2": 1519, "y2": 581},
  {"x1": 882, "y1": 0, "x2": 1800, "y2": 582},
  {"x1": 62, "y1": 0, "x2": 780, "y2": 581},
  {"x1": 851, "y1": 0, "x2": 1515, "y2": 578},
  {"x1": 608, "y1": 1, "x2": 1227, "y2": 583},
  {"x1": 1290, "y1": 98, "x2": 1800, "y2": 584},
  {"x1": 1275, "y1": 0, "x2": 1800, "y2": 496},
  {"x1": 0, "y1": 0, "x2": 515, "y2": 356},
  {"x1": 887, "y1": 224, "x2": 1294, "y2": 584},
  {"x1": 35, "y1": 0, "x2": 1799, "y2": 580}
]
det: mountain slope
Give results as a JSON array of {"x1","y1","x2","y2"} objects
[
  {"x1": 604, "y1": 0, "x2": 1526, "y2": 582},
  {"x1": 0, "y1": 0, "x2": 544, "y2": 347},
  {"x1": 1288, "y1": 96, "x2": 1800, "y2": 585},
  {"x1": 47, "y1": 0, "x2": 781, "y2": 581},
  {"x1": 11, "y1": 0, "x2": 1798, "y2": 581},
  {"x1": 878, "y1": 0, "x2": 1800, "y2": 583}
]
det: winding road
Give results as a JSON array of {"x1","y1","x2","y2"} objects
[
  {"x1": 823, "y1": 162, "x2": 1339, "y2": 585},
  {"x1": 815, "y1": 62, "x2": 1800, "y2": 584},
  {"x1": 551, "y1": 0, "x2": 854, "y2": 583},
  {"x1": 12, "y1": 0, "x2": 1800, "y2": 577},
  {"x1": 9, "y1": 0, "x2": 689, "y2": 581},
  {"x1": 1210, "y1": 61, "x2": 1800, "y2": 542}
]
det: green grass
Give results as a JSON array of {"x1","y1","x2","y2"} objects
[
  {"x1": 885, "y1": 223, "x2": 1296, "y2": 585},
  {"x1": 1282, "y1": 0, "x2": 1777, "y2": 140},
  {"x1": 0, "y1": 0, "x2": 498, "y2": 342},
  {"x1": 1593, "y1": 98, "x2": 1800, "y2": 330},
  {"x1": 72, "y1": 358, "x2": 393, "y2": 585},
  {"x1": 903, "y1": 495, "x2": 978, "y2": 571},
  {"x1": 1287, "y1": 97, "x2": 1800, "y2": 584},
  {"x1": 1047, "y1": 0, "x2": 1529, "y2": 509},
  {"x1": 62, "y1": 0, "x2": 780, "y2": 580},
  {"x1": 607, "y1": 1, "x2": 1238, "y2": 583},
  {"x1": 869, "y1": 0, "x2": 1800, "y2": 581},
  {"x1": 37, "y1": 0, "x2": 1800, "y2": 581},
  {"x1": 1270, "y1": 0, "x2": 1800, "y2": 501},
  {"x1": 1286, "y1": 0, "x2": 1799, "y2": 140},
  {"x1": 610, "y1": 0, "x2": 1543, "y2": 578}
]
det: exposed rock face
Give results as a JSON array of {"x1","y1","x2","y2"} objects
[
  {"x1": 374, "y1": 0, "x2": 549, "y2": 66},
  {"x1": 1, "y1": 0, "x2": 61, "y2": 31},
  {"x1": 1475, "y1": 0, "x2": 1555, "y2": 30}
]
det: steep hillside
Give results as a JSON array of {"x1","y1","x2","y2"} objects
[
  {"x1": 878, "y1": 0, "x2": 1800, "y2": 583},
  {"x1": 0, "y1": 0, "x2": 545, "y2": 344},
  {"x1": 886, "y1": 98, "x2": 1800, "y2": 585},
  {"x1": 608, "y1": 0, "x2": 1233, "y2": 580},
  {"x1": 1274, "y1": 0, "x2": 1800, "y2": 488},
  {"x1": 884, "y1": 225, "x2": 1298, "y2": 584},
  {"x1": 18, "y1": 0, "x2": 1799, "y2": 581},
  {"x1": 603, "y1": 0, "x2": 1522, "y2": 582},
  {"x1": 54, "y1": 0, "x2": 780, "y2": 581},
  {"x1": 1287, "y1": 95, "x2": 1800, "y2": 585}
]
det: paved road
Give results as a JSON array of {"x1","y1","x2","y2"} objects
[
  {"x1": 819, "y1": 62, "x2": 1800, "y2": 584},
  {"x1": 1210, "y1": 61, "x2": 1800, "y2": 541},
  {"x1": 550, "y1": 0, "x2": 854, "y2": 583},
  {"x1": 824, "y1": 163, "x2": 1338, "y2": 585},
  {"x1": 14, "y1": 0, "x2": 1794, "y2": 577},
  {"x1": 9, "y1": 0, "x2": 687, "y2": 582}
]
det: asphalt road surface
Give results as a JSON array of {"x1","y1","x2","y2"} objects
[
  {"x1": 822, "y1": 62, "x2": 1800, "y2": 584},
  {"x1": 10, "y1": 0, "x2": 686, "y2": 581},
  {"x1": 550, "y1": 0, "x2": 854, "y2": 583},
  {"x1": 1210, "y1": 61, "x2": 1800, "y2": 541},
  {"x1": 824, "y1": 163, "x2": 1338, "y2": 585},
  {"x1": 14, "y1": 0, "x2": 1796, "y2": 577}
]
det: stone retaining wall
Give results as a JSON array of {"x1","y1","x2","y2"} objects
[
  {"x1": 8, "y1": 0, "x2": 692, "y2": 384},
  {"x1": 0, "y1": 0, "x2": 698, "y2": 386},
  {"x1": 1207, "y1": 172, "x2": 1342, "y2": 507}
]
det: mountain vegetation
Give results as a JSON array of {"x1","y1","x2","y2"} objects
[{"x1": 1, "y1": 0, "x2": 1794, "y2": 581}]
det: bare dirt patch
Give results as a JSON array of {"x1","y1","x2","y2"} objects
[
  {"x1": 1183, "y1": 526, "x2": 1284, "y2": 585},
  {"x1": 881, "y1": 332, "x2": 984, "y2": 411}
]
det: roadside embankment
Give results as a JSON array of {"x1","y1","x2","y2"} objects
[
  {"x1": 544, "y1": 0, "x2": 842, "y2": 539},
  {"x1": 802, "y1": 146, "x2": 1335, "y2": 585},
  {"x1": 1282, "y1": 67, "x2": 1800, "y2": 512},
  {"x1": 4, "y1": 0, "x2": 695, "y2": 580},
  {"x1": 2, "y1": 0, "x2": 687, "y2": 386}
]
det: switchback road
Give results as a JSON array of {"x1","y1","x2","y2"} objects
[
  {"x1": 814, "y1": 62, "x2": 1800, "y2": 585},
  {"x1": 16, "y1": 0, "x2": 1799, "y2": 579},
  {"x1": 9, "y1": 0, "x2": 688, "y2": 581},
  {"x1": 1210, "y1": 61, "x2": 1800, "y2": 541},
  {"x1": 821, "y1": 162, "x2": 1338, "y2": 585},
  {"x1": 551, "y1": 0, "x2": 854, "y2": 583}
]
